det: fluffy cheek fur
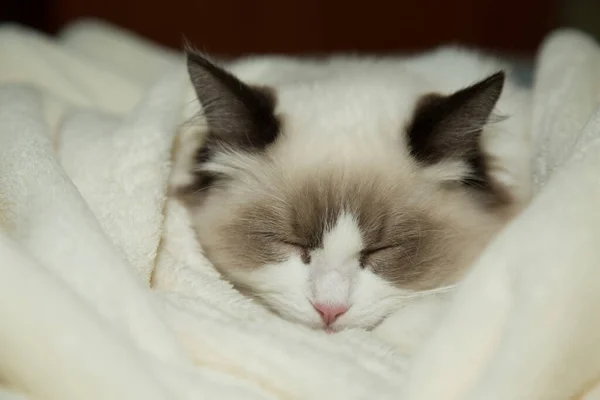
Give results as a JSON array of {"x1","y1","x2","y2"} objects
[
  {"x1": 228, "y1": 256, "x2": 411, "y2": 331},
  {"x1": 230, "y1": 258, "x2": 321, "y2": 328},
  {"x1": 343, "y1": 271, "x2": 413, "y2": 330}
]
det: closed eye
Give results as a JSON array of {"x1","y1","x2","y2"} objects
[
  {"x1": 362, "y1": 245, "x2": 397, "y2": 256},
  {"x1": 359, "y1": 245, "x2": 398, "y2": 267},
  {"x1": 280, "y1": 240, "x2": 311, "y2": 264}
]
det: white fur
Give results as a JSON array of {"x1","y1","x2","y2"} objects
[{"x1": 311, "y1": 213, "x2": 363, "y2": 306}]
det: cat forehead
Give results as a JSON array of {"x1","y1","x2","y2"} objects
[
  {"x1": 247, "y1": 80, "x2": 432, "y2": 168},
  {"x1": 232, "y1": 62, "x2": 429, "y2": 127},
  {"x1": 273, "y1": 79, "x2": 425, "y2": 128},
  {"x1": 264, "y1": 102, "x2": 419, "y2": 172}
]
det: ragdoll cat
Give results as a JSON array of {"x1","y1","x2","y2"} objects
[{"x1": 171, "y1": 47, "x2": 531, "y2": 344}]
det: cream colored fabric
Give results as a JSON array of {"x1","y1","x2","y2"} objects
[
  {"x1": 0, "y1": 20, "x2": 405, "y2": 400},
  {"x1": 0, "y1": 19, "x2": 598, "y2": 400},
  {"x1": 403, "y1": 30, "x2": 600, "y2": 400}
]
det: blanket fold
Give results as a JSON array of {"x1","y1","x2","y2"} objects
[{"x1": 0, "y1": 20, "x2": 599, "y2": 400}]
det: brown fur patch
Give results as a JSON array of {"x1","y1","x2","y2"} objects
[
  {"x1": 195, "y1": 168, "x2": 496, "y2": 290},
  {"x1": 407, "y1": 71, "x2": 505, "y2": 199},
  {"x1": 181, "y1": 51, "x2": 282, "y2": 199}
]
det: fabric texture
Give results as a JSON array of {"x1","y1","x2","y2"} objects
[{"x1": 0, "y1": 19, "x2": 599, "y2": 400}]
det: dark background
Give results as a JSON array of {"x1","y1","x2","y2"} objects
[{"x1": 1, "y1": 0, "x2": 599, "y2": 57}]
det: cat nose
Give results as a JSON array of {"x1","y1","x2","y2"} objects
[{"x1": 312, "y1": 303, "x2": 349, "y2": 325}]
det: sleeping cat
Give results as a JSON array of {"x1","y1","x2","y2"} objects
[{"x1": 171, "y1": 47, "x2": 531, "y2": 346}]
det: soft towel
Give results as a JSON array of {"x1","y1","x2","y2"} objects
[{"x1": 0, "y1": 19, "x2": 599, "y2": 400}]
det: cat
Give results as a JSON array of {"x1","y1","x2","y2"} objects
[{"x1": 170, "y1": 46, "x2": 532, "y2": 347}]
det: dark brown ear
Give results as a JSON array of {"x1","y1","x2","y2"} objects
[
  {"x1": 187, "y1": 51, "x2": 280, "y2": 151},
  {"x1": 407, "y1": 71, "x2": 505, "y2": 189},
  {"x1": 182, "y1": 51, "x2": 280, "y2": 196}
]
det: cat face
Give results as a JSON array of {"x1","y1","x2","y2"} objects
[{"x1": 174, "y1": 51, "x2": 519, "y2": 332}]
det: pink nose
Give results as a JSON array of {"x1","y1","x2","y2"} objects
[{"x1": 312, "y1": 303, "x2": 349, "y2": 325}]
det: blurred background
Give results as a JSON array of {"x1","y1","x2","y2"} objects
[{"x1": 1, "y1": 0, "x2": 598, "y2": 58}]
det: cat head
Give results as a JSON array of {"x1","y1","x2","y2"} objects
[{"x1": 173, "y1": 51, "x2": 519, "y2": 331}]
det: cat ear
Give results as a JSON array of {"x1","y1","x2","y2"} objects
[
  {"x1": 186, "y1": 50, "x2": 280, "y2": 152},
  {"x1": 407, "y1": 71, "x2": 505, "y2": 187},
  {"x1": 175, "y1": 51, "x2": 280, "y2": 199}
]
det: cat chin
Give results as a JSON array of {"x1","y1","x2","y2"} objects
[{"x1": 274, "y1": 309, "x2": 385, "y2": 332}]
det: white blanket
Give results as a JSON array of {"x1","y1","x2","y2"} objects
[{"x1": 0, "y1": 19, "x2": 599, "y2": 400}]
